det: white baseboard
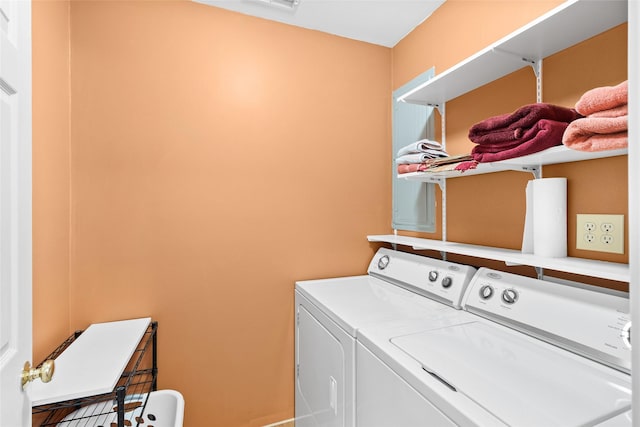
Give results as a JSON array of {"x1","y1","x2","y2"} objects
[{"x1": 262, "y1": 418, "x2": 295, "y2": 427}]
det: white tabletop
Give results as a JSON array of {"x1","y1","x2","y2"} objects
[{"x1": 30, "y1": 317, "x2": 151, "y2": 406}]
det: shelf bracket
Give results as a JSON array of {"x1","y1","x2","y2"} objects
[
  {"x1": 435, "y1": 102, "x2": 446, "y2": 150},
  {"x1": 530, "y1": 59, "x2": 543, "y2": 103},
  {"x1": 521, "y1": 166, "x2": 541, "y2": 179},
  {"x1": 437, "y1": 102, "x2": 446, "y2": 259},
  {"x1": 428, "y1": 103, "x2": 444, "y2": 117},
  {"x1": 441, "y1": 177, "x2": 447, "y2": 244},
  {"x1": 526, "y1": 58, "x2": 541, "y2": 77},
  {"x1": 521, "y1": 57, "x2": 543, "y2": 102},
  {"x1": 491, "y1": 48, "x2": 543, "y2": 102}
]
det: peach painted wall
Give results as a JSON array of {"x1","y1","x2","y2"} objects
[
  {"x1": 30, "y1": 1, "x2": 629, "y2": 426},
  {"x1": 32, "y1": 0, "x2": 71, "y2": 365},
  {"x1": 392, "y1": 1, "x2": 628, "y2": 289},
  {"x1": 66, "y1": 1, "x2": 390, "y2": 426}
]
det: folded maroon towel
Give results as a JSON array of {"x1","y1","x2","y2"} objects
[
  {"x1": 469, "y1": 137, "x2": 531, "y2": 153},
  {"x1": 469, "y1": 103, "x2": 581, "y2": 144},
  {"x1": 454, "y1": 160, "x2": 478, "y2": 172},
  {"x1": 472, "y1": 119, "x2": 568, "y2": 163},
  {"x1": 472, "y1": 119, "x2": 568, "y2": 155},
  {"x1": 575, "y1": 80, "x2": 627, "y2": 116}
]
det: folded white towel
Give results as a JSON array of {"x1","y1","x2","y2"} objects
[
  {"x1": 395, "y1": 153, "x2": 443, "y2": 164},
  {"x1": 396, "y1": 139, "x2": 445, "y2": 157}
]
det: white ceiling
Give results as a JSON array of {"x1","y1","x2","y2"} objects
[{"x1": 193, "y1": 0, "x2": 446, "y2": 48}]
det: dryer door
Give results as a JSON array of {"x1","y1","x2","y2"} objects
[{"x1": 296, "y1": 304, "x2": 351, "y2": 427}]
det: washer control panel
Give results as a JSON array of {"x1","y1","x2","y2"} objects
[
  {"x1": 463, "y1": 267, "x2": 631, "y2": 372},
  {"x1": 368, "y1": 248, "x2": 476, "y2": 309}
]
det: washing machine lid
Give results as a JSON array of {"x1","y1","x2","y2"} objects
[
  {"x1": 391, "y1": 321, "x2": 631, "y2": 427},
  {"x1": 296, "y1": 275, "x2": 451, "y2": 336}
]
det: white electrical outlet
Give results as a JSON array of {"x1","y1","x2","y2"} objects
[{"x1": 576, "y1": 214, "x2": 624, "y2": 254}]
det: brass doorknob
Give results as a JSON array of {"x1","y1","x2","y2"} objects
[{"x1": 21, "y1": 360, "x2": 55, "y2": 389}]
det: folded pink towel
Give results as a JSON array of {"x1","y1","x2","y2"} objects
[
  {"x1": 472, "y1": 119, "x2": 567, "y2": 163},
  {"x1": 564, "y1": 115, "x2": 628, "y2": 136},
  {"x1": 562, "y1": 132, "x2": 627, "y2": 152},
  {"x1": 469, "y1": 103, "x2": 581, "y2": 144},
  {"x1": 590, "y1": 104, "x2": 627, "y2": 118},
  {"x1": 575, "y1": 80, "x2": 627, "y2": 116},
  {"x1": 397, "y1": 163, "x2": 429, "y2": 174},
  {"x1": 562, "y1": 115, "x2": 628, "y2": 151}
]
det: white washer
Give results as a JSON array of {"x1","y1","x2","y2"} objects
[
  {"x1": 357, "y1": 268, "x2": 632, "y2": 427},
  {"x1": 294, "y1": 248, "x2": 477, "y2": 427}
]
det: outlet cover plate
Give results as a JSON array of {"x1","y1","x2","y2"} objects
[{"x1": 576, "y1": 214, "x2": 624, "y2": 254}]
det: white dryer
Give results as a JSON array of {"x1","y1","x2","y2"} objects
[
  {"x1": 294, "y1": 248, "x2": 477, "y2": 427},
  {"x1": 357, "y1": 268, "x2": 632, "y2": 427}
]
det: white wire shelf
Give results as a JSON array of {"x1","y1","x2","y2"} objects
[
  {"x1": 398, "y1": 146, "x2": 628, "y2": 182},
  {"x1": 398, "y1": 0, "x2": 627, "y2": 107},
  {"x1": 368, "y1": 235, "x2": 629, "y2": 283}
]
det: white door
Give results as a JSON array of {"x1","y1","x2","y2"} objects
[{"x1": 0, "y1": 0, "x2": 33, "y2": 426}]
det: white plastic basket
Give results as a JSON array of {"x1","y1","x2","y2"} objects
[
  {"x1": 57, "y1": 389, "x2": 184, "y2": 427},
  {"x1": 143, "y1": 390, "x2": 184, "y2": 427}
]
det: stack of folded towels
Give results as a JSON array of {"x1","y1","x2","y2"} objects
[
  {"x1": 467, "y1": 103, "x2": 582, "y2": 164},
  {"x1": 396, "y1": 139, "x2": 449, "y2": 174},
  {"x1": 562, "y1": 80, "x2": 628, "y2": 151}
]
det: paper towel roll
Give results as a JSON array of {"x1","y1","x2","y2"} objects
[{"x1": 531, "y1": 177, "x2": 567, "y2": 257}]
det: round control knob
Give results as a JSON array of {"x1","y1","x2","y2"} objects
[
  {"x1": 479, "y1": 285, "x2": 494, "y2": 300},
  {"x1": 441, "y1": 276, "x2": 453, "y2": 288},
  {"x1": 501, "y1": 288, "x2": 519, "y2": 305},
  {"x1": 377, "y1": 255, "x2": 390, "y2": 270},
  {"x1": 428, "y1": 270, "x2": 439, "y2": 282}
]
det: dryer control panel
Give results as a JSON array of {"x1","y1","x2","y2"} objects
[
  {"x1": 463, "y1": 268, "x2": 631, "y2": 373},
  {"x1": 368, "y1": 248, "x2": 476, "y2": 309}
]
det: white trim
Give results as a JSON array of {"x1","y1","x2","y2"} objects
[
  {"x1": 627, "y1": 0, "x2": 639, "y2": 421},
  {"x1": 262, "y1": 418, "x2": 295, "y2": 427}
]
